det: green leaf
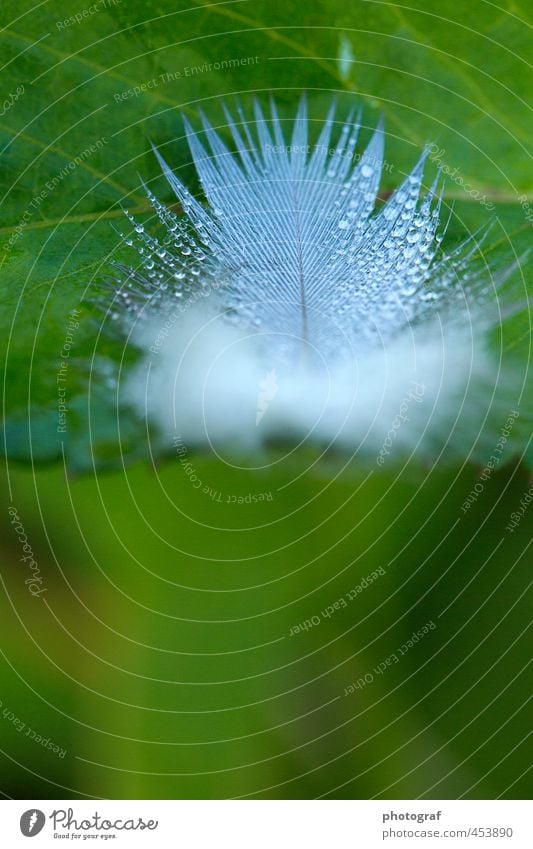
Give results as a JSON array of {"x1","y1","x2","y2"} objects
[{"x1": 1, "y1": 0, "x2": 531, "y2": 469}]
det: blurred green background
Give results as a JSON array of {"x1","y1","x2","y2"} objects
[
  {"x1": 1, "y1": 458, "x2": 532, "y2": 798},
  {"x1": 1, "y1": 0, "x2": 532, "y2": 798}
]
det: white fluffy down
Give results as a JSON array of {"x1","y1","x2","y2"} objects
[{"x1": 122, "y1": 303, "x2": 508, "y2": 465}]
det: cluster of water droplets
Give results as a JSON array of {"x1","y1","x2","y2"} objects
[
  {"x1": 103, "y1": 99, "x2": 492, "y2": 360},
  {"x1": 100, "y1": 184, "x2": 218, "y2": 321}
]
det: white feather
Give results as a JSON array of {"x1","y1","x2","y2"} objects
[{"x1": 105, "y1": 98, "x2": 527, "y2": 462}]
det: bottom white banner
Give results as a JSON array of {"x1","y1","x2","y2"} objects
[{"x1": 1, "y1": 799, "x2": 531, "y2": 847}]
